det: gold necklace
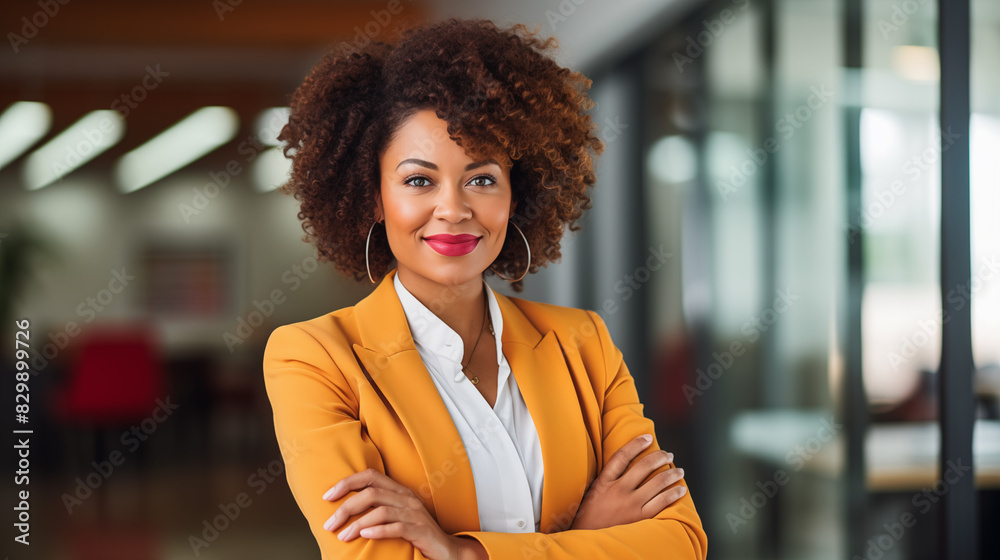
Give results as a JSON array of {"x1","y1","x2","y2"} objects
[{"x1": 461, "y1": 294, "x2": 494, "y2": 385}]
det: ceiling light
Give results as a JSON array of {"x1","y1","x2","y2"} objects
[
  {"x1": 115, "y1": 106, "x2": 239, "y2": 194},
  {"x1": 0, "y1": 101, "x2": 52, "y2": 173},
  {"x1": 251, "y1": 146, "x2": 292, "y2": 193},
  {"x1": 255, "y1": 107, "x2": 289, "y2": 147},
  {"x1": 23, "y1": 109, "x2": 124, "y2": 190}
]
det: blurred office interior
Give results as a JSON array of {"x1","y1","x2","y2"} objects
[{"x1": 0, "y1": 0, "x2": 997, "y2": 558}]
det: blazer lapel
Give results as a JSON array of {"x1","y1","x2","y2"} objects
[
  {"x1": 495, "y1": 293, "x2": 594, "y2": 534},
  {"x1": 352, "y1": 268, "x2": 592, "y2": 535},
  {"x1": 351, "y1": 269, "x2": 479, "y2": 533}
]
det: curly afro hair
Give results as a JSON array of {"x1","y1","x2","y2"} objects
[{"x1": 277, "y1": 17, "x2": 605, "y2": 293}]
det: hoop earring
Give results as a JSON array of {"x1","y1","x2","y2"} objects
[
  {"x1": 366, "y1": 220, "x2": 381, "y2": 284},
  {"x1": 490, "y1": 220, "x2": 531, "y2": 283}
]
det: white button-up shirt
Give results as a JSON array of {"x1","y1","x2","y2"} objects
[{"x1": 393, "y1": 273, "x2": 544, "y2": 533}]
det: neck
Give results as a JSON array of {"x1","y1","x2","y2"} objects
[{"x1": 396, "y1": 267, "x2": 489, "y2": 344}]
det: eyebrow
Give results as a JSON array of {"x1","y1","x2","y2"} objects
[{"x1": 395, "y1": 158, "x2": 500, "y2": 172}]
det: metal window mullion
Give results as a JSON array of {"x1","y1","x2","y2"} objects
[
  {"x1": 938, "y1": 0, "x2": 976, "y2": 558},
  {"x1": 842, "y1": 0, "x2": 867, "y2": 558}
]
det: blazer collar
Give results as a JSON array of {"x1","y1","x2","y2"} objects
[
  {"x1": 350, "y1": 267, "x2": 592, "y2": 534},
  {"x1": 355, "y1": 267, "x2": 542, "y2": 351}
]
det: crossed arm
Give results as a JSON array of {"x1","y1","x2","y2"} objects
[{"x1": 262, "y1": 312, "x2": 707, "y2": 559}]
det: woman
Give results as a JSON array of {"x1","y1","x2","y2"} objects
[{"x1": 263, "y1": 18, "x2": 707, "y2": 560}]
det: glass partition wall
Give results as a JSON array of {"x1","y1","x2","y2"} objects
[{"x1": 578, "y1": 0, "x2": 995, "y2": 557}]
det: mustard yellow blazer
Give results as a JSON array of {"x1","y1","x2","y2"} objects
[{"x1": 262, "y1": 267, "x2": 708, "y2": 559}]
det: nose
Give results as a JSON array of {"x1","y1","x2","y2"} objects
[{"x1": 432, "y1": 182, "x2": 473, "y2": 222}]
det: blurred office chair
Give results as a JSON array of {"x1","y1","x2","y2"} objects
[
  {"x1": 872, "y1": 364, "x2": 1000, "y2": 422},
  {"x1": 50, "y1": 321, "x2": 167, "y2": 515},
  {"x1": 871, "y1": 368, "x2": 938, "y2": 422},
  {"x1": 53, "y1": 322, "x2": 165, "y2": 424}
]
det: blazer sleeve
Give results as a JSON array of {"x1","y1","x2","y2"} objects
[
  {"x1": 452, "y1": 310, "x2": 709, "y2": 559},
  {"x1": 262, "y1": 323, "x2": 433, "y2": 560}
]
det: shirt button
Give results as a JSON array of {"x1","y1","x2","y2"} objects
[{"x1": 516, "y1": 520, "x2": 525, "y2": 528}]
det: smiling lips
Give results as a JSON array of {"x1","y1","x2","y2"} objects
[{"x1": 423, "y1": 234, "x2": 482, "y2": 256}]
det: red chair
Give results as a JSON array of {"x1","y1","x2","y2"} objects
[
  {"x1": 53, "y1": 322, "x2": 165, "y2": 425},
  {"x1": 50, "y1": 321, "x2": 167, "y2": 519}
]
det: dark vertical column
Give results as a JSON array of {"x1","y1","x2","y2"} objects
[
  {"x1": 757, "y1": 0, "x2": 780, "y2": 555},
  {"x1": 937, "y1": 0, "x2": 976, "y2": 558},
  {"x1": 617, "y1": 51, "x2": 653, "y2": 401},
  {"x1": 687, "y1": 8, "x2": 721, "y2": 549},
  {"x1": 758, "y1": 0, "x2": 779, "y2": 411},
  {"x1": 576, "y1": 50, "x2": 650, "y2": 398},
  {"x1": 842, "y1": 0, "x2": 867, "y2": 558}
]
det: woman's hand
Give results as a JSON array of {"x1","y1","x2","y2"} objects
[
  {"x1": 321, "y1": 468, "x2": 487, "y2": 560},
  {"x1": 570, "y1": 434, "x2": 687, "y2": 531}
]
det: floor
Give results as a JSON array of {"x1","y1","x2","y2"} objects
[{"x1": 12, "y1": 463, "x2": 318, "y2": 560}]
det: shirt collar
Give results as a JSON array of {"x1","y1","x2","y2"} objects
[{"x1": 393, "y1": 272, "x2": 504, "y2": 367}]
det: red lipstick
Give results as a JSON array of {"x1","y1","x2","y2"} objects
[{"x1": 423, "y1": 234, "x2": 482, "y2": 256}]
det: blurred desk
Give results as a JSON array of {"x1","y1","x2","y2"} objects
[{"x1": 730, "y1": 409, "x2": 1000, "y2": 490}]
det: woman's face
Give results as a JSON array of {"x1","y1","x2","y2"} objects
[{"x1": 376, "y1": 108, "x2": 516, "y2": 288}]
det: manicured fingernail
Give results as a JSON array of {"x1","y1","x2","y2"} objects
[
  {"x1": 641, "y1": 434, "x2": 652, "y2": 443},
  {"x1": 677, "y1": 468, "x2": 685, "y2": 477},
  {"x1": 680, "y1": 486, "x2": 687, "y2": 495},
  {"x1": 667, "y1": 453, "x2": 674, "y2": 462},
  {"x1": 323, "y1": 485, "x2": 338, "y2": 500},
  {"x1": 338, "y1": 527, "x2": 349, "y2": 540}
]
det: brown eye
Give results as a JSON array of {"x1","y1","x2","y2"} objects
[
  {"x1": 470, "y1": 174, "x2": 498, "y2": 187},
  {"x1": 404, "y1": 175, "x2": 430, "y2": 188}
]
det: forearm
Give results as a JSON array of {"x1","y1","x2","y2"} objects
[
  {"x1": 454, "y1": 515, "x2": 706, "y2": 560},
  {"x1": 455, "y1": 535, "x2": 489, "y2": 560}
]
